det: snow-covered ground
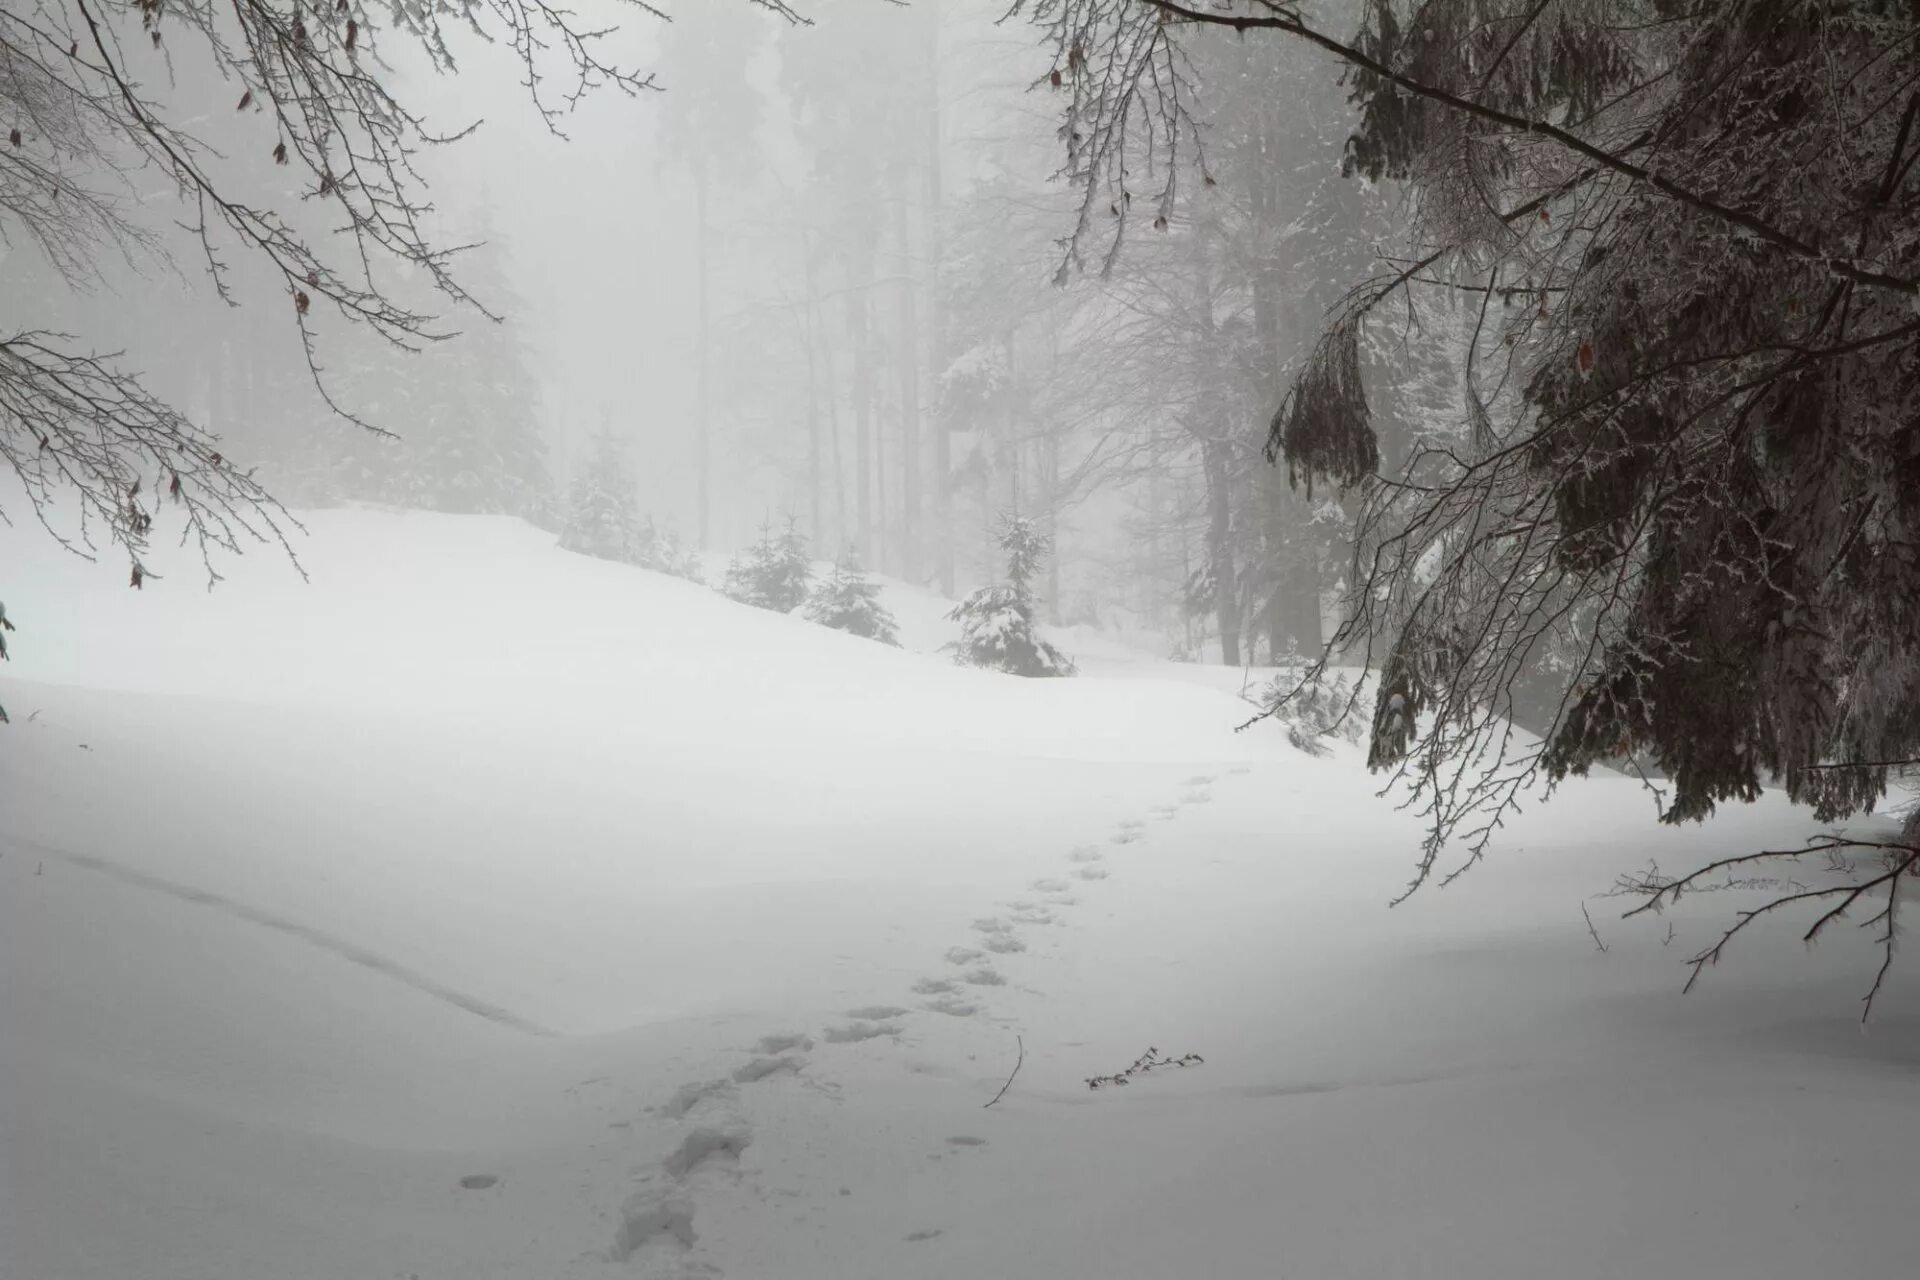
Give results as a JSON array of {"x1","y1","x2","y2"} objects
[{"x1": 3, "y1": 509, "x2": 1917, "y2": 1280}]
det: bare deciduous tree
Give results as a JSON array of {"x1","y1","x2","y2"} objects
[{"x1": 1, "y1": 0, "x2": 798, "y2": 587}]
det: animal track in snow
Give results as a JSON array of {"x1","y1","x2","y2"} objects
[
  {"x1": 731, "y1": 1056, "x2": 803, "y2": 1084},
  {"x1": 1151, "y1": 804, "x2": 1181, "y2": 820},
  {"x1": 658, "y1": 1079, "x2": 736, "y2": 1120},
  {"x1": 1008, "y1": 905, "x2": 1056, "y2": 925},
  {"x1": 944, "y1": 947, "x2": 986, "y2": 965},
  {"x1": 1067, "y1": 847, "x2": 1104, "y2": 863},
  {"x1": 458, "y1": 1173, "x2": 498, "y2": 1190},
  {"x1": 971, "y1": 916, "x2": 1013, "y2": 935},
  {"x1": 823, "y1": 1021, "x2": 900, "y2": 1044},
  {"x1": 913, "y1": 977, "x2": 960, "y2": 995},
  {"x1": 1109, "y1": 829, "x2": 1143, "y2": 845},
  {"x1": 1180, "y1": 789, "x2": 1214, "y2": 805},
  {"x1": 662, "y1": 1127, "x2": 750, "y2": 1179},
  {"x1": 982, "y1": 935, "x2": 1027, "y2": 954},
  {"x1": 846, "y1": 1005, "x2": 909, "y2": 1021},
  {"x1": 922, "y1": 994, "x2": 978, "y2": 1017},
  {"x1": 1073, "y1": 866, "x2": 1110, "y2": 881},
  {"x1": 961, "y1": 967, "x2": 1005, "y2": 986},
  {"x1": 610, "y1": 1194, "x2": 699, "y2": 1262},
  {"x1": 945, "y1": 1136, "x2": 987, "y2": 1147},
  {"x1": 1226, "y1": 765, "x2": 1251, "y2": 775},
  {"x1": 1116, "y1": 818, "x2": 1147, "y2": 831},
  {"x1": 753, "y1": 1033, "x2": 812, "y2": 1055},
  {"x1": 905, "y1": 1229, "x2": 945, "y2": 1242},
  {"x1": 1029, "y1": 878, "x2": 1071, "y2": 893},
  {"x1": 1184, "y1": 774, "x2": 1218, "y2": 786}
]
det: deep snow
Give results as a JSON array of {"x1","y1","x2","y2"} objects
[{"x1": 3, "y1": 509, "x2": 1917, "y2": 1280}]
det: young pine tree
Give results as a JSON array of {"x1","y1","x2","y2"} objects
[
  {"x1": 630, "y1": 515, "x2": 705, "y2": 581},
  {"x1": 560, "y1": 431, "x2": 642, "y2": 564},
  {"x1": 805, "y1": 551, "x2": 901, "y2": 645},
  {"x1": 721, "y1": 517, "x2": 813, "y2": 612},
  {"x1": 947, "y1": 515, "x2": 1075, "y2": 677}
]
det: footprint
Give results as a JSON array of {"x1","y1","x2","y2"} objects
[
  {"x1": 972, "y1": 917, "x2": 1013, "y2": 935},
  {"x1": 1117, "y1": 818, "x2": 1147, "y2": 831},
  {"x1": 824, "y1": 1021, "x2": 900, "y2": 1043},
  {"x1": 662, "y1": 1127, "x2": 750, "y2": 1178},
  {"x1": 1151, "y1": 805, "x2": 1180, "y2": 820},
  {"x1": 610, "y1": 1194, "x2": 698, "y2": 1261},
  {"x1": 846, "y1": 1005, "x2": 909, "y2": 1021},
  {"x1": 913, "y1": 977, "x2": 960, "y2": 995},
  {"x1": 659, "y1": 1079, "x2": 736, "y2": 1120},
  {"x1": 1073, "y1": 867, "x2": 1110, "y2": 881},
  {"x1": 982, "y1": 935, "x2": 1027, "y2": 954},
  {"x1": 1042, "y1": 894, "x2": 1079, "y2": 906},
  {"x1": 754, "y1": 1033, "x2": 813, "y2": 1055},
  {"x1": 1184, "y1": 774, "x2": 1218, "y2": 786},
  {"x1": 1181, "y1": 790, "x2": 1213, "y2": 805},
  {"x1": 1030, "y1": 878, "x2": 1071, "y2": 893},
  {"x1": 906, "y1": 1228, "x2": 945, "y2": 1242},
  {"x1": 945, "y1": 947, "x2": 986, "y2": 965},
  {"x1": 731, "y1": 1056, "x2": 803, "y2": 1084},
  {"x1": 961, "y1": 967, "x2": 1005, "y2": 986},
  {"x1": 1068, "y1": 847, "x2": 1104, "y2": 863},
  {"x1": 945, "y1": 1136, "x2": 988, "y2": 1147},
  {"x1": 1227, "y1": 765, "x2": 1251, "y2": 775},
  {"x1": 1109, "y1": 829, "x2": 1142, "y2": 845},
  {"x1": 1008, "y1": 906, "x2": 1055, "y2": 925},
  {"x1": 458, "y1": 1173, "x2": 499, "y2": 1190},
  {"x1": 923, "y1": 995, "x2": 978, "y2": 1017}
]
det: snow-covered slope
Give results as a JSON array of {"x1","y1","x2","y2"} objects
[{"x1": 3, "y1": 509, "x2": 1917, "y2": 1280}]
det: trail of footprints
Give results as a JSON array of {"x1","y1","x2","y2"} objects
[{"x1": 607, "y1": 764, "x2": 1251, "y2": 1274}]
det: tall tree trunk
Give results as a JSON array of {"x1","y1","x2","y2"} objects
[
  {"x1": 849, "y1": 284, "x2": 875, "y2": 565},
  {"x1": 924, "y1": 0, "x2": 952, "y2": 595},
  {"x1": 693, "y1": 161, "x2": 713, "y2": 549},
  {"x1": 1204, "y1": 437, "x2": 1241, "y2": 667},
  {"x1": 892, "y1": 165, "x2": 921, "y2": 584},
  {"x1": 1193, "y1": 229, "x2": 1240, "y2": 666},
  {"x1": 802, "y1": 239, "x2": 823, "y2": 545},
  {"x1": 819, "y1": 294, "x2": 848, "y2": 553}
]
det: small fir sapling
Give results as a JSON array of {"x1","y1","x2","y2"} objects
[{"x1": 946, "y1": 514, "x2": 1075, "y2": 677}]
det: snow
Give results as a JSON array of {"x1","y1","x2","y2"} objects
[{"x1": 3, "y1": 508, "x2": 1918, "y2": 1280}]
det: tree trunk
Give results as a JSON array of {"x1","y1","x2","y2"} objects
[
  {"x1": 925, "y1": 0, "x2": 953, "y2": 594},
  {"x1": 1204, "y1": 437, "x2": 1241, "y2": 668},
  {"x1": 892, "y1": 164, "x2": 921, "y2": 583},
  {"x1": 1192, "y1": 228, "x2": 1239, "y2": 666},
  {"x1": 802, "y1": 237, "x2": 823, "y2": 545},
  {"x1": 693, "y1": 162, "x2": 713, "y2": 549},
  {"x1": 848, "y1": 284, "x2": 874, "y2": 565}
]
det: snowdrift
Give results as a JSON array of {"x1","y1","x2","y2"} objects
[{"x1": 3, "y1": 509, "x2": 1917, "y2": 1280}]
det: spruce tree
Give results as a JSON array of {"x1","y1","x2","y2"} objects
[
  {"x1": 630, "y1": 516, "x2": 706, "y2": 582},
  {"x1": 805, "y1": 551, "x2": 901, "y2": 645},
  {"x1": 947, "y1": 515, "x2": 1075, "y2": 677},
  {"x1": 560, "y1": 431, "x2": 642, "y2": 564},
  {"x1": 721, "y1": 517, "x2": 813, "y2": 612}
]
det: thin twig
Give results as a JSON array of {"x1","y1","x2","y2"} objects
[
  {"x1": 984, "y1": 1034, "x2": 1025, "y2": 1109},
  {"x1": 1581, "y1": 901, "x2": 1609, "y2": 953}
]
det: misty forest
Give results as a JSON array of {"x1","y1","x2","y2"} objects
[{"x1": 5, "y1": 2, "x2": 1920, "y2": 1276}]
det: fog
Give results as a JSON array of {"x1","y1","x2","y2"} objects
[{"x1": 5, "y1": 3, "x2": 1919, "y2": 1278}]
